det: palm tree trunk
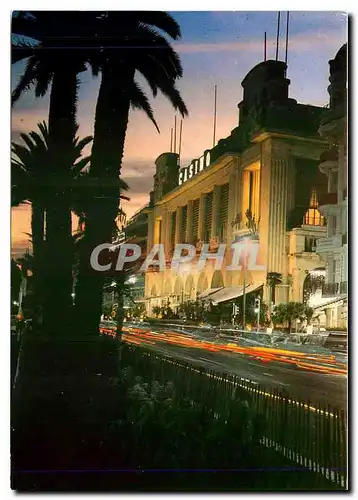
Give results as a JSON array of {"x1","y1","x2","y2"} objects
[
  {"x1": 74, "y1": 65, "x2": 134, "y2": 335},
  {"x1": 43, "y1": 68, "x2": 79, "y2": 333},
  {"x1": 31, "y1": 200, "x2": 44, "y2": 323}
]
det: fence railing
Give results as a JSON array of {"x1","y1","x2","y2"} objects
[{"x1": 121, "y1": 344, "x2": 347, "y2": 489}]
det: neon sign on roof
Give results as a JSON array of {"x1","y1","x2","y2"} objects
[{"x1": 178, "y1": 150, "x2": 211, "y2": 186}]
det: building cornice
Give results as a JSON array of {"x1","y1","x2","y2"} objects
[
  {"x1": 154, "y1": 153, "x2": 237, "y2": 207},
  {"x1": 252, "y1": 131, "x2": 327, "y2": 145}
]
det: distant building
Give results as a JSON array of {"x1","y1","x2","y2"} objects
[
  {"x1": 316, "y1": 44, "x2": 348, "y2": 329},
  {"x1": 145, "y1": 58, "x2": 330, "y2": 317},
  {"x1": 122, "y1": 206, "x2": 150, "y2": 305}
]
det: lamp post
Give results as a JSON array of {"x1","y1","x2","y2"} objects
[{"x1": 111, "y1": 281, "x2": 116, "y2": 314}]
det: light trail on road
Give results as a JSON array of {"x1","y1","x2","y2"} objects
[{"x1": 100, "y1": 324, "x2": 347, "y2": 376}]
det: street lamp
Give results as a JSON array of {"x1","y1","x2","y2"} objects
[{"x1": 111, "y1": 282, "x2": 116, "y2": 310}]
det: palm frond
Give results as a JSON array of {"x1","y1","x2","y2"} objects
[
  {"x1": 72, "y1": 156, "x2": 91, "y2": 177},
  {"x1": 19, "y1": 132, "x2": 36, "y2": 152},
  {"x1": 34, "y1": 63, "x2": 53, "y2": 97},
  {"x1": 11, "y1": 41, "x2": 36, "y2": 64},
  {"x1": 137, "y1": 12, "x2": 181, "y2": 40},
  {"x1": 130, "y1": 81, "x2": 160, "y2": 133},
  {"x1": 153, "y1": 79, "x2": 188, "y2": 117},
  {"x1": 74, "y1": 135, "x2": 93, "y2": 154},
  {"x1": 11, "y1": 12, "x2": 42, "y2": 41},
  {"x1": 12, "y1": 54, "x2": 39, "y2": 105}
]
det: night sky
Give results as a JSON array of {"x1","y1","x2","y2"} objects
[{"x1": 11, "y1": 11, "x2": 347, "y2": 256}]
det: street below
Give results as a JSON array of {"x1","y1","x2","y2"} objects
[{"x1": 100, "y1": 322, "x2": 347, "y2": 410}]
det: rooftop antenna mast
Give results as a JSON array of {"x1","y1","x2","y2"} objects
[
  {"x1": 264, "y1": 31, "x2": 267, "y2": 61},
  {"x1": 170, "y1": 128, "x2": 173, "y2": 153},
  {"x1": 174, "y1": 115, "x2": 177, "y2": 154},
  {"x1": 178, "y1": 119, "x2": 183, "y2": 164},
  {"x1": 275, "y1": 11, "x2": 281, "y2": 61},
  {"x1": 213, "y1": 84, "x2": 217, "y2": 147},
  {"x1": 285, "y1": 12, "x2": 290, "y2": 66}
]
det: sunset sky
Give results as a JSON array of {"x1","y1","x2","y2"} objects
[{"x1": 11, "y1": 11, "x2": 347, "y2": 256}]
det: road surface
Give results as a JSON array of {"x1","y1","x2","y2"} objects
[{"x1": 100, "y1": 322, "x2": 347, "y2": 410}]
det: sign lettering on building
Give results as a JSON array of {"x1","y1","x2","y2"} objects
[{"x1": 178, "y1": 150, "x2": 211, "y2": 186}]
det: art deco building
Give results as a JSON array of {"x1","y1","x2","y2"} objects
[
  {"x1": 315, "y1": 44, "x2": 348, "y2": 329},
  {"x1": 145, "y1": 59, "x2": 330, "y2": 317}
]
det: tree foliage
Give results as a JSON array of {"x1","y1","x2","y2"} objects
[{"x1": 272, "y1": 302, "x2": 314, "y2": 333}]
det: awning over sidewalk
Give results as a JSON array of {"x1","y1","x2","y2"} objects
[
  {"x1": 197, "y1": 287, "x2": 224, "y2": 299},
  {"x1": 207, "y1": 283, "x2": 263, "y2": 304}
]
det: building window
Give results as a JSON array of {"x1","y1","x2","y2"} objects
[
  {"x1": 304, "y1": 236, "x2": 317, "y2": 252},
  {"x1": 180, "y1": 205, "x2": 187, "y2": 243},
  {"x1": 192, "y1": 199, "x2": 200, "y2": 242},
  {"x1": 204, "y1": 192, "x2": 213, "y2": 241},
  {"x1": 303, "y1": 189, "x2": 325, "y2": 226},
  {"x1": 219, "y1": 183, "x2": 229, "y2": 241}
]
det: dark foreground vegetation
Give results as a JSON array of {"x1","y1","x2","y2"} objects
[{"x1": 12, "y1": 329, "x2": 343, "y2": 492}]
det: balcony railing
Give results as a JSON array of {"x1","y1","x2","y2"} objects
[
  {"x1": 316, "y1": 234, "x2": 342, "y2": 253},
  {"x1": 322, "y1": 282, "x2": 339, "y2": 296}
]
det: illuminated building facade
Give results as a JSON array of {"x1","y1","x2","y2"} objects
[
  {"x1": 315, "y1": 44, "x2": 348, "y2": 329},
  {"x1": 145, "y1": 59, "x2": 330, "y2": 317}
]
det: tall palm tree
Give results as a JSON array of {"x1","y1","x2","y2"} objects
[
  {"x1": 12, "y1": 121, "x2": 49, "y2": 287},
  {"x1": 74, "y1": 12, "x2": 189, "y2": 333},
  {"x1": 11, "y1": 11, "x2": 98, "y2": 329},
  {"x1": 11, "y1": 120, "x2": 92, "y2": 325}
]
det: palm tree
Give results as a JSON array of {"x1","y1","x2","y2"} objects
[
  {"x1": 11, "y1": 121, "x2": 92, "y2": 325},
  {"x1": 74, "y1": 12, "x2": 188, "y2": 333},
  {"x1": 12, "y1": 122, "x2": 49, "y2": 291},
  {"x1": 11, "y1": 11, "x2": 99, "y2": 328},
  {"x1": 272, "y1": 302, "x2": 309, "y2": 334},
  {"x1": 266, "y1": 272, "x2": 283, "y2": 306}
]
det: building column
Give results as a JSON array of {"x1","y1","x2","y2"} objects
[
  {"x1": 252, "y1": 169, "x2": 260, "y2": 220},
  {"x1": 211, "y1": 185, "x2": 221, "y2": 237},
  {"x1": 147, "y1": 212, "x2": 154, "y2": 253},
  {"x1": 186, "y1": 200, "x2": 193, "y2": 244},
  {"x1": 267, "y1": 148, "x2": 289, "y2": 275},
  {"x1": 163, "y1": 210, "x2": 171, "y2": 256},
  {"x1": 228, "y1": 169, "x2": 238, "y2": 238}
]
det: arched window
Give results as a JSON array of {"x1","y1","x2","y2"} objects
[{"x1": 303, "y1": 189, "x2": 325, "y2": 226}]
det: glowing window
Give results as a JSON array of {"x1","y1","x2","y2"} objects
[{"x1": 303, "y1": 189, "x2": 325, "y2": 226}]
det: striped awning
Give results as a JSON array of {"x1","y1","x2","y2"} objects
[
  {"x1": 207, "y1": 283, "x2": 263, "y2": 304},
  {"x1": 197, "y1": 287, "x2": 224, "y2": 299}
]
